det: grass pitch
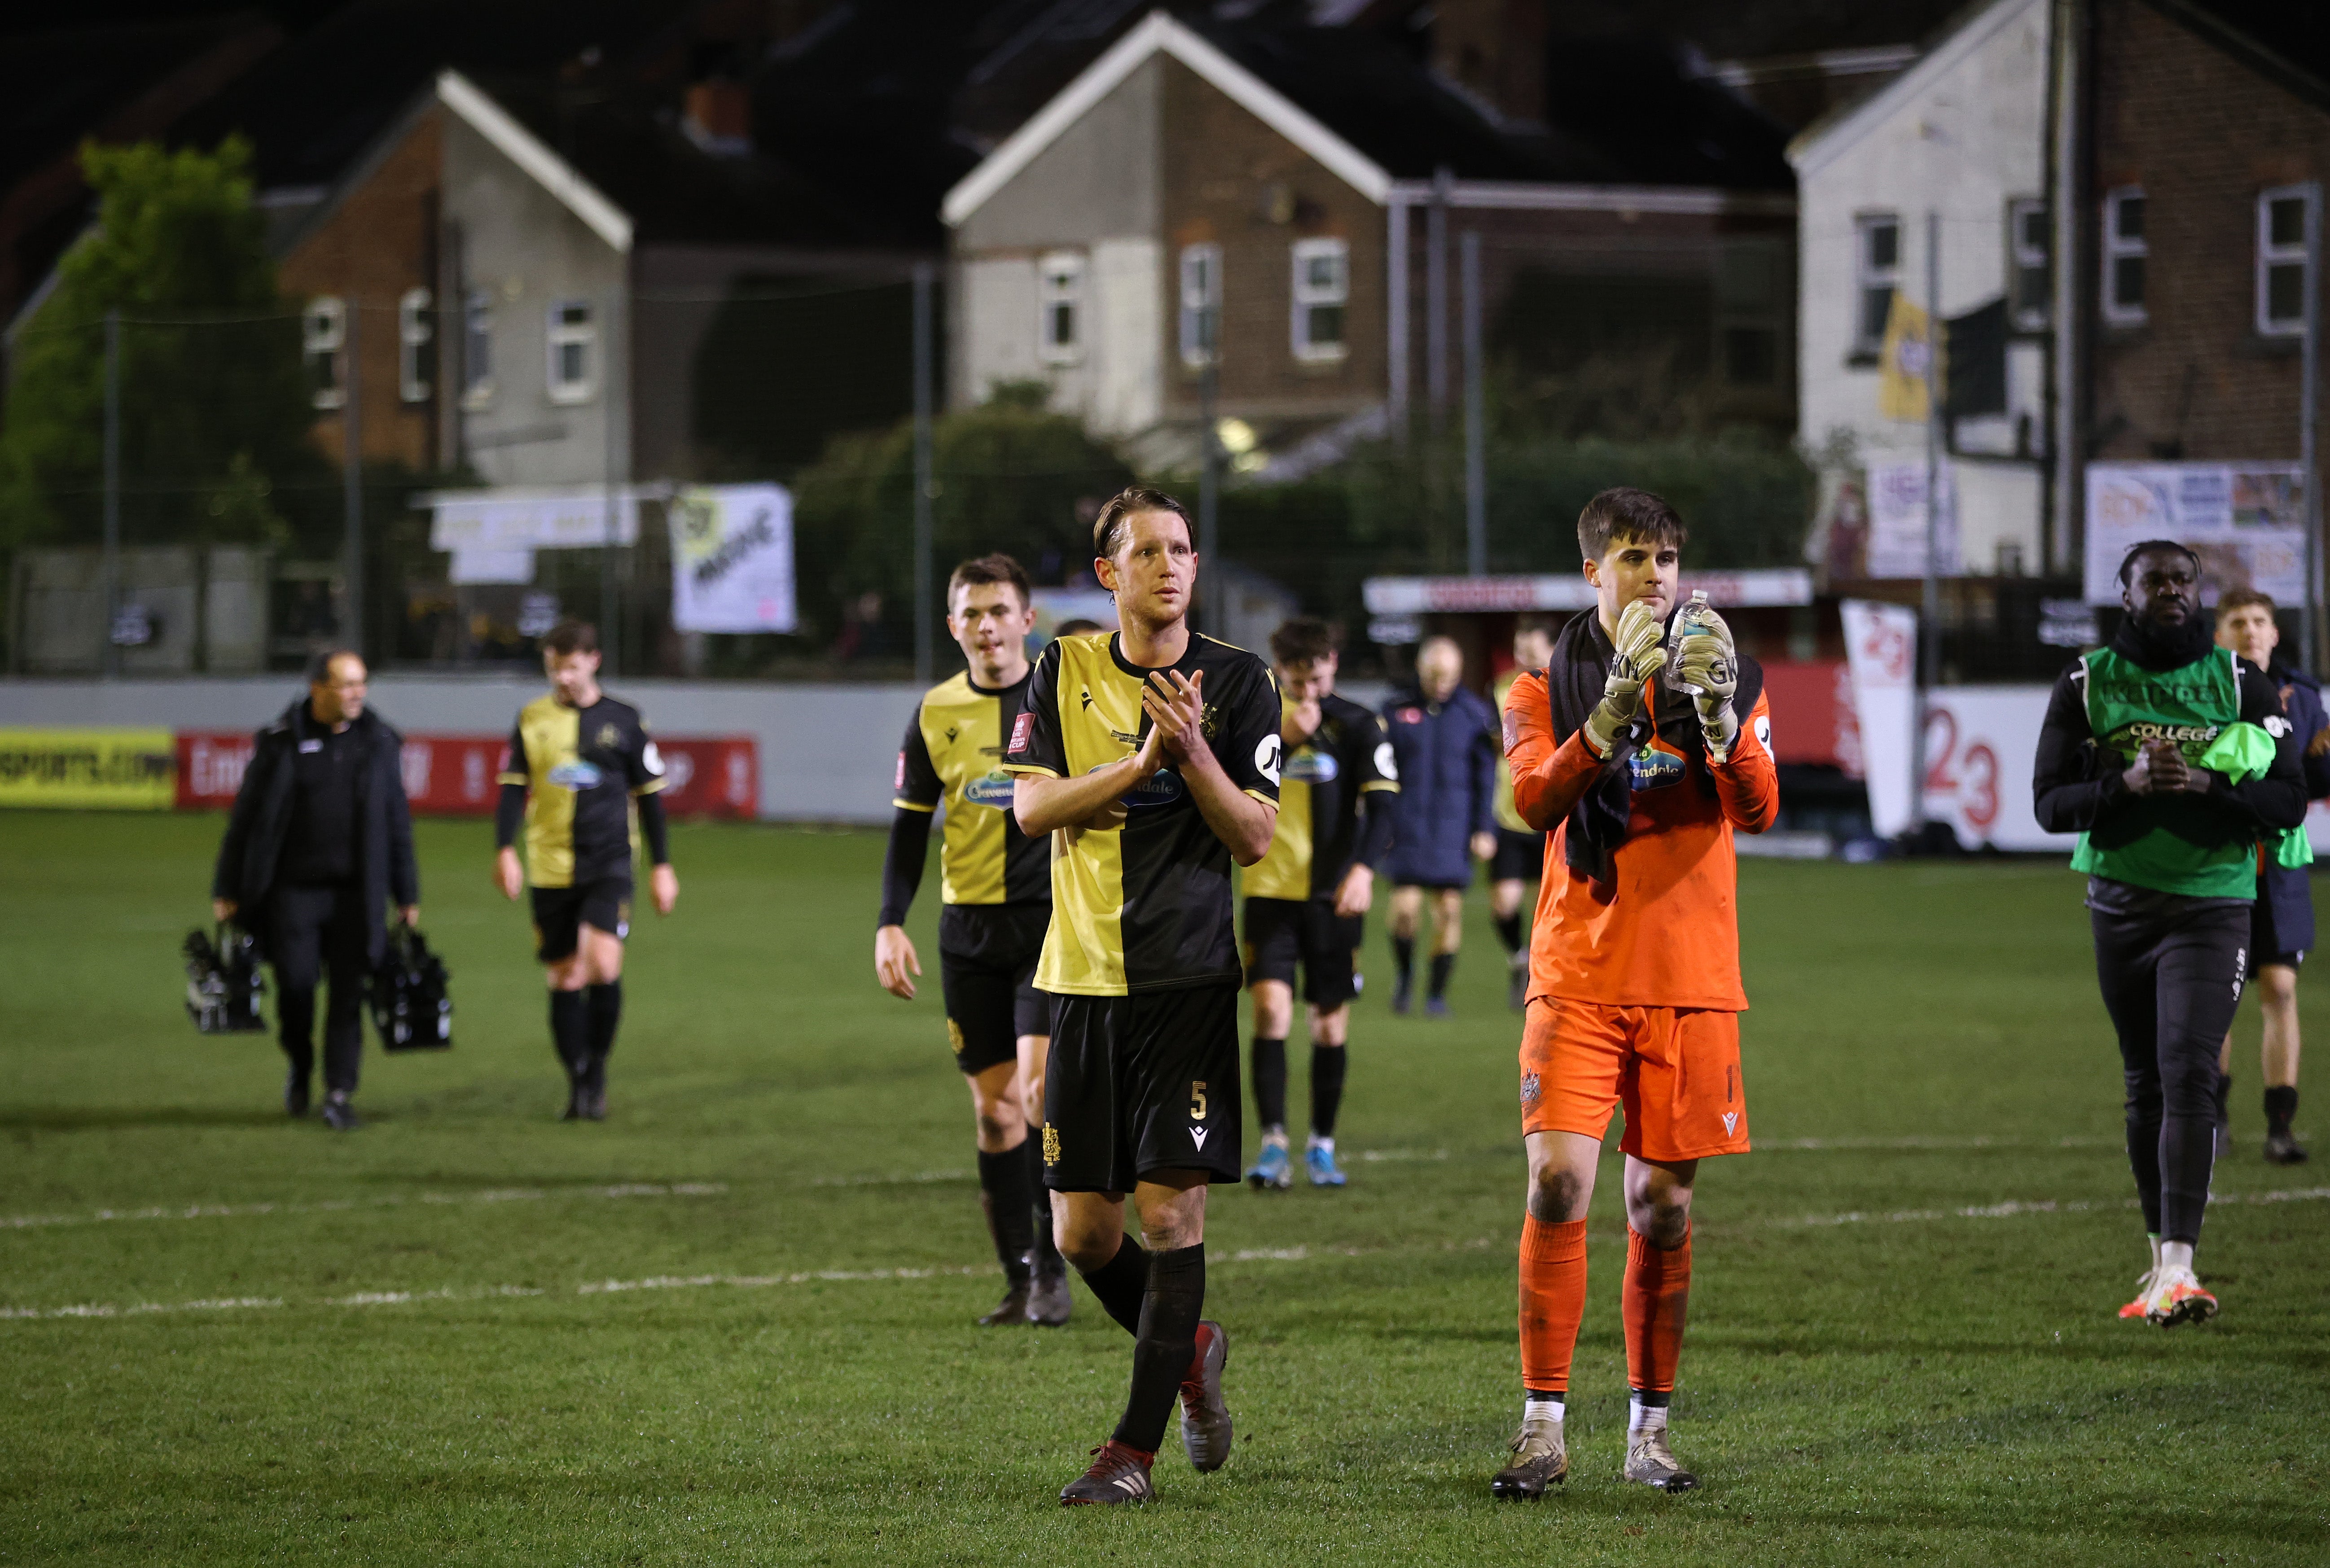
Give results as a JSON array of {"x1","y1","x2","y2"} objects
[{"x1": 0, "y1": 810, "x2": 2324, "y2": 1566}]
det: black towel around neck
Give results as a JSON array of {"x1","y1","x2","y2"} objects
[
  {"x1": 1540, "y1": 606, "x2": 1764, "y2": 884},
  {"x1": 2109, "y1": 607, "x2": 2216, "y2": 673}
]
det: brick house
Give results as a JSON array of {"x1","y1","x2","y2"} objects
[
  {"x1": 942, "y1": 7, "x2": 1796, "y2": 473},
  {"x1": 2083, "y1": 0, "x2": 2327, "y2": 474}
]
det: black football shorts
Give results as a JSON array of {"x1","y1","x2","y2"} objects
[
  {"x1": 531, "y1": 876, "x2": 631, "y2": 962},
  {"x1": 1042, "y1": 983, "x2": 1242, "y2": 1193},
  {"x1": 1491, "y1": 826, "x2": 1547, "y2": 884},
  {"x1": 940, "y1": 946, "x2": 1051, "y2": 1075},
  {"x1": 1242, "y1": 896, "x2": 1364, "y2": 1009}
]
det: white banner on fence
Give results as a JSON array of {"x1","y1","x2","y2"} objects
[
  {"x1": 1865, "y1": 461, "x2": 1960, "y2": 579},
  {"x1": 668, "y1": 485, "x2": 795, "y2": 635},
  {"x1": 427, "y1": 486, "x2": 643, "y2": 552},
  {"x1": 1841, "y1": 599, "x2": 1920, "y2": 837},
  {"x1": 2082, "y1": 462, "x2": 2306, "y2": 605}
]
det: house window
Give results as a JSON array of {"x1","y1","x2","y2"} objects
[
  {"x1": 2258, "y1": 185, "x2": 2316, "y2": 337},
  {"x1": 546, "y1": 299, "x2": 596, "y2": 404},
  {"x1": 1853, "y1": 214, "x2": 1900, "y2": 359},
  {"x1": 398, "y1": 288, "x2": 433, "y2": 403},
  {"x1": 2102, "y1": 187, "x2": 2147, "y2": 326},
  {"x1": 1179, "y1": 243, "x2": 1221, "y2": 368},
  {"x1": 2008, "y1": 198, "x2": 2049, "y2": 331},
  {"x1": 1290, "y1": 237, "x2": 1348, "y2": 361},
  {"x1": 303, "y1": 296, "x2": 345, "y2": 410},
  {"x1": 1038, "y1": 251, "x2": 1084, "y2": 365},
  {"x1": 1717, "y1": 241, "x2": 1782, "y2": 387},
  {"x1": 461, "y1": 289, "x2": 494, "y2": 408}
]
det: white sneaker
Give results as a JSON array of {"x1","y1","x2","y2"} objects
[{"x1": 2140, "y1": 1265, "x2": 2219, "y2": 1328}]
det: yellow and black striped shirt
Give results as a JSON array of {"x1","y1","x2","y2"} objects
[
  {"x1": 893, "y1": 669, "x2": 1051, "y2": 907},
  {"x1": 1001, "y1": 631, "x2": 1281, "y2": 996},
  {"x1": 497, "y1": 693, "x2": 665, "y2": 888},
  {"x1": 1245, "y1": 691, "x2": 1399, "y2": 902}
]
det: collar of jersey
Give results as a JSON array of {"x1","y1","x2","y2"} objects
[
  {"x1": 965, "y1": 668, "x2": 1032, "y2": 696},
  {"x1": 1106, "y1": 631, "x2": 1199, "y2": 682}
]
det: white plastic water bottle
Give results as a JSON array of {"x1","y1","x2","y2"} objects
[{"x1": 1665, "y1": 590, "x2": 1718, "y2": 694}]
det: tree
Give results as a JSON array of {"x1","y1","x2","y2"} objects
[
  {"x1": 0, "y1": 137, "x2": 319, "y2": 553},
  {"x1": 789, "y1": 382, "x2": 1133, "y2": 653}
]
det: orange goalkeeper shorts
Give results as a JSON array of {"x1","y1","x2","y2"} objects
[{"x1": 1518, "y1": 998, "x2": 1751, "y2": 1161}]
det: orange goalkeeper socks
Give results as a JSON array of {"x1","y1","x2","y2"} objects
[
  {"x1": 1518, "y1": 1215, "x2": 1588, "y2": 1394},
  {"x1": 1623, "y1": 1223, "x2": 1692, "y2": 1396}
]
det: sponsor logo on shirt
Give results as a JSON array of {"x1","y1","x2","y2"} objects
[
  {"x1": 1375, "y1": 741, "x2": 1399, "y2": 780},
  {"x1": 1283, "y1": 748, "x2": 1338, "y2": 784},
  {"x1": 1254, "y1": 734, "x2": 1282, "y2": 784},
  {"x1": 547, "y1": 760, "x2": 604, "y2": 791},
  {"x1": 1627, "y1": 734, "x2": 1688, "y2": 792},
  {"x1": 1108, "y1": 763, "x2": 1185, "y2": 809},
  {"x1": 641, "y1": 740, "x2": 665, "y2": 776},
  {"x1": 963, "y1": 772, "x2": 1016, "y2": 807}
]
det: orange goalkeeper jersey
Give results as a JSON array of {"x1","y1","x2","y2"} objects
[{"x1": 1503, "y1": 670, "x2": 1778, "y2": 1012}]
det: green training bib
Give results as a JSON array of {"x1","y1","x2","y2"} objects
[{"x1": 2070, "y1": 645, "x2": 2262, "y2": 898}]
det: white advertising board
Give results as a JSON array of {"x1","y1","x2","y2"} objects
[
  {"x1": 1841, "y1": 599, "x2": 1919, "y2": 836},
  {"x1": 668, "y1": 485, "x2": 796, "y2": 635},
  {"x1": 1918, "y1": 687, "x2": 2072, "y2": 852},
  {"x1": 2082, "y1": 462, "x2": 2306, "y2": 604}
]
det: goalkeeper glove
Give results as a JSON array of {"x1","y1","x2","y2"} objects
[
  {"x1": 1583, "y1": 597, "x2": 1667, "y2": 757},
  {"x1": 1669, "y1": 608, "x2": 1741, "y2": 760}
]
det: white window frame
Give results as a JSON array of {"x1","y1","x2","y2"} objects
[
  {"x1": 1179, "y1": 243, "x2": 1221, "y2": 369},
  {"x1": 2102, "y1": 186, "x2": 2148, "y2": 327},
  {"x1": 1290, "y1": 237, "x2": 1349, "y2": 363},
  {"x1": 545, "y1": 298, "x2": 596, "y2": 405},
  {"x1": 1852, "y1": 213, "x2": 1900, "y2": 359},
  {"x1": 2257, "y1": 184, "x2": 2316, "y2": 339},
  {"x1": 397, "y1": 287, "x2": 433, "y2": 403},
  {"x1": 2008, "y1": 197, "x2": 2049, "y2": 332},
  {"x1": 1037, "y1": 250, "x2": 1085, "y2": 366},
  {"x1": 303, "y1": 296, "x2": 345, "y2": 410},
  {"x1": 461, "y1": 288, "x2": 494, "y2": 409}
]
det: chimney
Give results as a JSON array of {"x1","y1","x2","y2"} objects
[
  {"x1": 1431, "y1": 0, "x2": 1547, "y2": 126},
  {"x1": 682, "y1": 79, "x2": 753, "y2": 156}
]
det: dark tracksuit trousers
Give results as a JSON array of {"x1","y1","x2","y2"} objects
[
  {"x1": 2088, "y1": 890, "x2": 2249, "y2": 1243},
  {"x1": 270, "y1": 883, "x2": 371, "y2": 1093}
]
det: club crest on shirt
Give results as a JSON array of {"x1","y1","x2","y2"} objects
[
  {"x1": 547, "y1": 759, "x2": 604, "y2": 791},
  {"x1": 963, "y1": 772, "x2": 1015, "y2": 807},
  {"x1": 595, "y1": 723, "x2": 623, "y2": 750},
  {"x1": 1628, "y1": 733, "x2": 1688, "y2": 792}
]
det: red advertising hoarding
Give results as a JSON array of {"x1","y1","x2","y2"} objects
[{"x1": 175, "y1": 733, "x2": 758, "y2": 818}]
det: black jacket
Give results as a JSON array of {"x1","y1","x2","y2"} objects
[{"x1": 213, "y1": 699, "x2": 419, "y2": 968}]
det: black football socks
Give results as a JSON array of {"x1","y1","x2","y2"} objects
[
  {"x1": 976, "y1": 1144, "x2": 1036, "y2": 1285},
  {"x1": 1113, "y1": 1243, "x2": 1205, "y2": 1454},
  {"x1": 1428, "y1": 952, "x2": 1456, "y2": 1001},
  {"x1": 1079, "y1": 1231, "x2": 1149, "y2": 1336},
  {"x1": 1251, "y1": 1036, "x2": 1289, "y2": 1131},
  {"x1": 2266, "y1": 1084, "x2": 2299, "y2": 1137},
  {"x1": 278, "y1": 986, "x2": 316, "y2": 1083},
  {"x1": 549, "y1": 990, "x2": 590, "y2": 1082},
  {"x1": 1311, "y1": 1043, "x2": 1347, "y2": 1139},
  {"x1": 1025, "y1": 1136, "x2": 1064, "y2": 1275},
  {"x1": 585, "y1": 980, "x2": 622, "y2": 1090},
  {"x1": 1494, "y1": 911, "x2": 1524, "y2": 957},
  {"x1": 1392, "y1": 936, "x2": 1416, "y2": 990}
]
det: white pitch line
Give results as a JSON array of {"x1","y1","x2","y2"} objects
[
  {"x1": 8, "y1": 1186, "x2": 2326, "y2": 1325},
  {"x1": 0, "y1": 1182, "x2": 728, "y2": 1233}
]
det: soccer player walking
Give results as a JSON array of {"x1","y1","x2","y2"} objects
[
  {"x1": 1240, "y1": 617, "x2": 1398, "y2": 1190},
  {"x1": 494, "y1": 622, "x2": 679, "y2": 1120},
  {"x1": 2034, "y1": 543, "x2": 2308, "y2": 1325},
  {"x1": 876, "y1": 554, "x2": 1071, "y2": 1327},
  {"x1": 1492, "y1": 488, "x2": 1776, "y2": 1498},
  {"x1": 1005, "y1": 487, "x2": 1281, "y2": 1505},
  {"x1": 2211, "y1": 589, "x2": 2323, "y2": 1165}
]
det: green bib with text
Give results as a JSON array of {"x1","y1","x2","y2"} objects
[{"x1": 2071, "y1": 644, "x2": 2260, "y2": 898}]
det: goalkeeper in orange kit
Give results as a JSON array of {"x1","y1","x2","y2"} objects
[{"x1": 1488, "y1": 487, "x2": 1777, "y2": 1499}]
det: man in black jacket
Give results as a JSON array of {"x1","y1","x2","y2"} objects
[
  {"x1": 213, "y1": 650, "x2": 420, "y2": 1130},
  {"x1": 2032, "y1": 542, "x2": 2307, "y2": 1326}
]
